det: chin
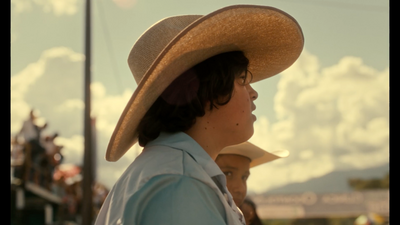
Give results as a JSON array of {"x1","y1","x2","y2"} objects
[
  {"x1": 241, "y1": 132, "x2": 254, "y2": 145},
  {"x1": 244, "y1": 127, "x2": 254, "y2": 140},
  {"x1": 229, "y1": 127, "x2": 254, "y2": 146},
  {"x1": 235, "y1": 198, "x2": 245, "y2": 207}
]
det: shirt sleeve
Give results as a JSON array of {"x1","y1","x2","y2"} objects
[{"x1": 122, "y1": 174, "x2": 227, "y2": 225}]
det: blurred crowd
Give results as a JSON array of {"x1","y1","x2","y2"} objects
[
  {"x1": 11, "y1": 109, "x2": 109, "y2": 223},
  {"x1": 11, "y1": 109, "x2": 63, "y2": 189}
]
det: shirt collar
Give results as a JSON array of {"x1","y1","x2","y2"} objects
[{"x1": 146, "y1": 132, "x2": 224, "y2": 178}]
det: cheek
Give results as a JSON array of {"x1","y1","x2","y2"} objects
[
  {"x1": 207, "y1": 85, "x2": 254, "y2": 135},
  {"x1": 228, "y1": 90, "x2": 252, "y2": 117}
]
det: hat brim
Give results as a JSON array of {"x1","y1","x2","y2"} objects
[
  {"x1": 219, "y1": 142, "x2": 289, "y2": 168},
  {"x1": 106, "y1": 5, "x2": 304, "y2": 161}
]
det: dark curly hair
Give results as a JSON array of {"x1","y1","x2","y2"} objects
[
  {"x1": 137, "y1": 51, "x2": 251, "y2": 147},
  {"x1": 241, "y1": 197, "x2": 263, "y2": 225}
]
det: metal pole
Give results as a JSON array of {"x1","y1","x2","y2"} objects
[{"x1": 82, "y1": 0, "x2": 93, "y2": 224}]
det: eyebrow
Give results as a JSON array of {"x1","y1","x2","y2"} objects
[
  {"x1": 219, "y1": 166, "x2": 239, "y2": 170},
  {"x1": 220, "y1": 166, "x2": 251, "y2": 175}
]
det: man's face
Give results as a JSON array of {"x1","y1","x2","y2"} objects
[
  {"x1": 204, "y1": 73, "x2": 258, "y2": 146},
  {"x1": 215, "y1": 154, "x2": 251, "y2": 206}
]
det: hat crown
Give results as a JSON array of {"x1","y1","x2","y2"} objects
[{"x1": 128, "y1": 15, "x2": 202, "y2": 84}]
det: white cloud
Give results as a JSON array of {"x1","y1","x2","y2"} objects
[
  {"x1": 247, "y1": 50, "x2": 389, "y2": 193},
  {"x1": 11, "y1": 0, "x2": 79, "y2": 16},
  {"x1": 11, "y1": 0, "x2": 33, "y2": 14},
  {"x1": 299, "y1": 149, "x2": 314, "y2": 160},
  {"x1": 54, "y1": 135, "x2": 84, "y2": 165},
  {"x1": 247, "y1": 152, "x2": 335, "y2": 194},
  {"x1": 11, "y1": 47, "x2": 85, "y2": 138},
  {"x1": 55, "y1": 99, "x2": 85, "y2": 112},
  {"x1": 112, "y1": 0, "x2": 137, "y2": 9},
  {"x1": 91, "y1": 82, "x2": 106, "y2": 99},
  {"x1": 91, "y1": 82, "x2": 133, "y2": 139},
  {"x1": 249, "y1": 116, "x2": 279, "y2": 152},
  {"x1": 43, "y1": 0, "x2": 79, "y2": 16},
  {"x1": 11, "y1": 58, "x2": 45, "y2": 98},
  {"x1": 11, "y1": 47, "x2": 74, "y2": 134}
]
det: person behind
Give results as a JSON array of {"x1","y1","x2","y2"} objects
[
  {"x1": 216, "y1": 141, "x2": 289, "y2": 207},
  {"x1": 95, "y1": 5, "x2": 303, "y2": 225},
  {"x1": 240, "y1": 197, "x2": 263, "y2": 225},
  {"x1": 19, "y1": 109, "x2": 47, "y2": 148},
  {"x1": 18, "y1": 109, "x2": 48, "y2": 184},
  {"x1": 216, "y1": 142, "x2": 289, "y2": 224},
  {"x1": 42, "y1": 133, "x2": 64, "y2": 189},
  {"x1": 11, "y1": 135, "x2": 25, "y2": 179}
]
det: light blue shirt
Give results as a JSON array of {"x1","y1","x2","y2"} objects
[{"x1": 95, "y1": 132, "x2": 244, "y2": 225}]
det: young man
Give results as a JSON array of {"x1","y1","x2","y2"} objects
[
  {"x1": 95, "y1": 5, "x2": 303, "y2": 225},
  {"x1": 216, "y1": 142, "x2": 289, "y2": 207},
  {"x1": 216, "y1": 142, "x2": 289, "y2": 224}
]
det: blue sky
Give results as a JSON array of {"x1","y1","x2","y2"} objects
[{"x1": 11, "y1": 0, "x2": 389, "y2": 193}]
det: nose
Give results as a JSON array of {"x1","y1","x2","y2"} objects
[{"x1": 247, "y1": 84, "x2": 258, "y2": 101}]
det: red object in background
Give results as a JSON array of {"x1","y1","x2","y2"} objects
[{"x1": 53, "y1": 164, "x2": 81, "y2": 181}]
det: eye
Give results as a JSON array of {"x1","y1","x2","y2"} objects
[
  {"x1": 240, "y1": 76, "x2": 248, "y2": 84},
  {"x1": 242, "y1": 175, "x2": 249, "y2": 181},
  {"x1": 236, "y1": 76, "x2": 247, "y2": 86},
  {"x1": 224, "y1": 171, "x2": 233, "y2": 177},
  {"x1": 237, "y1": 70, "x2": 253, "y2": 85}
]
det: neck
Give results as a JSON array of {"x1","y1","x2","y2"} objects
[
  {"x1": 185, "y1": 131, "x2": 219, "y2": 160},
  {"x1": 185, "y1": 116, "x2": 231, "y2": 160}
]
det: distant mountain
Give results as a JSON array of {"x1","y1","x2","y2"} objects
[{"x1": 262, "y1": 163, "x2": 389, "y2": 195}]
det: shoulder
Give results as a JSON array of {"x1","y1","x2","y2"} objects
[
  {"x1": 124, "y1": 144, "x2": 208, "y2": 184},
  {"x1": 107, "y1": 145, "x2": 207, "y2": 204},
  {"x1": 124, "y1": 174, "x2": 226, "y2": 225},
  {"x1": 99, "y1": 145, "x2": 226, "y2": 225},
  {"x1": 130, "y1": 145, "x2": 187, "y2": 177}
]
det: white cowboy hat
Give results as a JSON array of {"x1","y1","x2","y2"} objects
[
  {"x1": 219, "y1": 142, "x2": 289, "y2": 168},
  {"x1": 106, "y1": 5, "x2": 304, "y2": 161}
]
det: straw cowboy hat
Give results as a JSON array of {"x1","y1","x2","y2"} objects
[
  {"x1": 106, "y1": 4, "x2": 304, "y2": 161},
  {"x1": 219, "y1": 142, "x2": 289, "y2": 168}
]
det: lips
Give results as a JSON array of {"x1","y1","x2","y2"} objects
[
  {"x1": 251, "y1": 104, "x2": 256, "y2": 111},
  {"x1": 251, "y1": 104, "x2": 257, "y2": 120}
]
